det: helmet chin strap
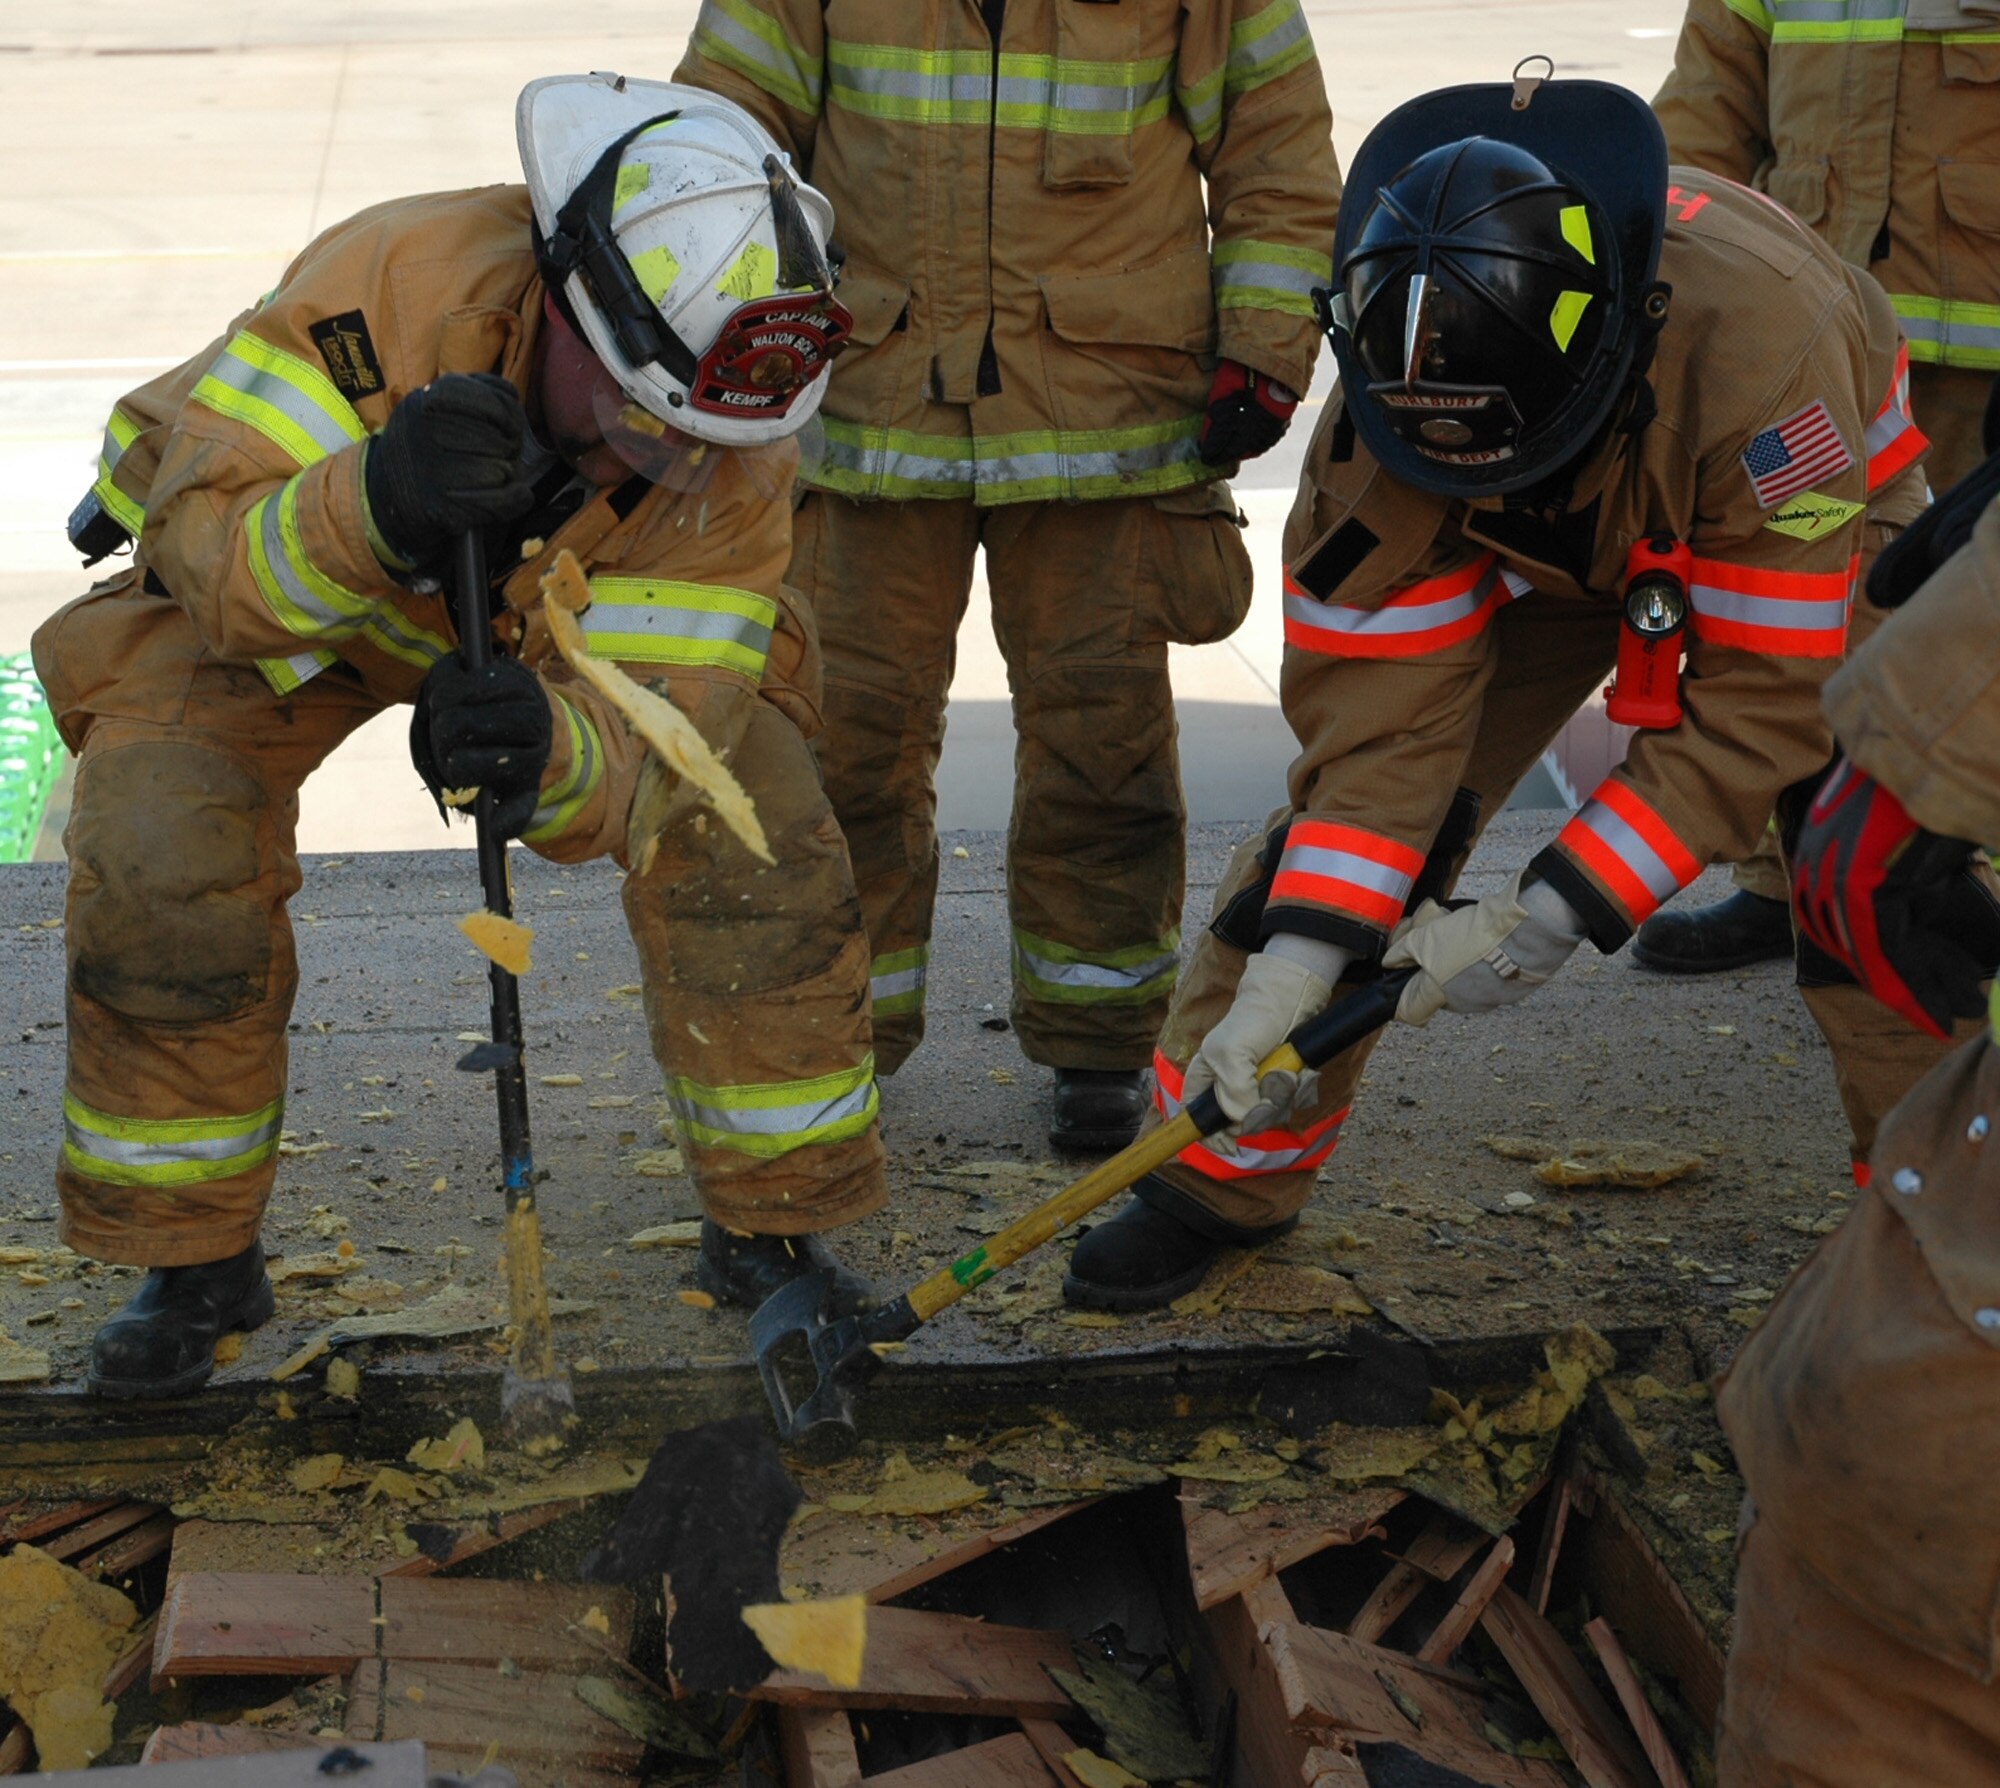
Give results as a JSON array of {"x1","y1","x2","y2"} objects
[{"x1": 534, "y1": 115, "x2": 701, "y2": 389}]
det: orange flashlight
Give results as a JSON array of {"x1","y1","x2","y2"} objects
[{"x1": 1606, "y1": 535, "x2": 1690, "y2": 729}]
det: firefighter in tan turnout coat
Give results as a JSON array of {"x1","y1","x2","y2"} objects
[
  {"x1": 37, "y1": 77, "x2": 890, "y2": 1398},
  {"x1": 1638, "y1": 0, "x2": 2000, "y2": 975},
  {"x1": 1717, "y1": 422, "x2": 2000, "y2": 1785},
  {"x1": 1061, "y1": 77, "x2": 1950, "y2": 1309},
  {"x1": 677, "y1": 0, "x2": 1342, "y2": 1151}
]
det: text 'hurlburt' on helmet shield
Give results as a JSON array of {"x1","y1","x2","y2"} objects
[
  {"x1": 1324, "y1": 79, "x2": 1668, "y2": 498},
  {"x1": 519, "y1": 75, "x2": 853, "y2": 456}
]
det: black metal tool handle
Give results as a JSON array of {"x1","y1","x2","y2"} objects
[
  {"x1": 453, "y1": 531, "x2": 536, "y2": 1203},
  {"x1": 1178, "y1": 967, "x2": 1415, "y2": 1139}
]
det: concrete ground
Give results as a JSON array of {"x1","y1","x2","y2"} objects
[
  {"x1": 0, "y1": 822, "x2": 1855, "y2": 1413},
  {"x1": 0, "y1": 0, "x2": 1686, "y2": 849}
]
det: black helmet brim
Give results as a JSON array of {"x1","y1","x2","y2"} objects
[{"x1": 1329, "y1": 79, "x2": 1668, "y2": 498}]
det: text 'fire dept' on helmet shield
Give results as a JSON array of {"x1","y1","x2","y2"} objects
[{"x1": 1327, "y1": 78, "x2": 1668, "y2": 498}]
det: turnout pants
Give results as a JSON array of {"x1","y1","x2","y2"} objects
[
  {"x1": 1147, "y1": 557, "x2": 1965, "y2": 1233},
  {"x1": 790, "y1": 487, "x2": 1251, "y2": 1074},
  {"x1": 34, "y1": 574, "x2": 884, "y2": 1267}
]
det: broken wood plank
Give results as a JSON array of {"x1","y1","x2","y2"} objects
[
  {"x1": 78, "y1": 1511, "x2": 176, "y2": 1584},
  {"x1": 777, "y1": 1705, "x2": 862, "y2": 1788},
  {"x1": 103, "y1": 1615, "x2": 158, "y2": 1702},
  {"x1": 785, "y1": 1499, "x2": 1100, "y2": 1605},
  {"x1": 863, "y1": 1733, "x2": 1056, "y2": 1786},
  {"x1": 385, "y1": 1500, "x2": 583, "y2": 1578},
  {"x1": 1415, "y1": 1534, "x2": 1515, "y2": 1666},
  {"x1": 1529, "y1": 1479, "x2": 1574, "y2": 1616},
  {"x1": 0, "y1": 1723, "x2": 28, "y2": 1776},
  {"x1": 0, "y1": 1497, "x2": 120, "y2": 1547},
  {"x1": 140, "y1": 1726, "x2": 331, "y2": 1764},
  {"x1": 1181, "y1": 1485, "x2": 1403, "y2": 1610},
  {"x1": 1016, "y1": 1720, "x2": 1087, "y2": 1788},
  {"x1": 153, "y1": 1574, "x2": 375, "y2": 1683},
  {"x1": 344, "y1": 1659, "x2": 646, "y2": 1771},
  {"x1": 1266, "y1": 1621, "x2": 1566, "y2": 1787},
  {"x1": 1401, "y1": 1510, "x2": 1488, "y2": 1583},
  {"x1": 376, "y1": 1577, "x2": 635, "y2": 1664},
  {"x1": 1478, "y1": 1584, "x2": 1654, "y2": 1788},
  {"x1": 1345, "y1": 1560, "x2": 1427, "y2": 1646},
  {"x1": 153, "y1": 1573, "x2": 635, "y2": 1685},
  {"x1": 40, "y1": 1501, "x2": 162, "y2": 1564},
  {"x1": 749, "y1": 1607, "x2": 1072, "y2": 1720},
  {"x1": 1573, "y1": 1477, "x2": 1727, "y2": 1733},
  {"x1": 1585, "y1": 1617, "x2": 1692, "y2": 1788},
  {"x1": 1200, "y1": 1593, "x2": 1319, "y2": 1788},
  {"x1": 1242, "y1": 1573, "x2": 1298, "y2": 1629}
]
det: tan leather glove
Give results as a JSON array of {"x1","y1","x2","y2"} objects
[
  {"x1": 1384, "y1": 869, "x2": 1585, "y2": 1025},
  {"x1": 1185, "y1": 947, "x2": 1340, "y2": 1129}
]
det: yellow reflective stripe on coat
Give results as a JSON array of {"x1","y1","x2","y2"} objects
[
  {"x1": 1011, "y1": 925, "x2": 1180, "y2": 1007},
  {"x1": 523, "y1": 694, "x2": 605, "y2": 845},
  {"x1": 92, "y1": 405, "x2": 147, "y2": 536},
  {"x1": 1213, "y1": 239, "x2": 1333, "y2": 318},
  {"x1": 1720, "y1": 0, "x2": 1776, "y2": 27},
  {"x1": 245, "y1": 472, "x2": 376, "y2": 642},
  {"x1": 579, "y1": 578, "x2": 776, "y2": 678},
  {"x1": 690, "y1": 0, "x2": 824, "y2": 113},
  {"x1": 869, "y1": 945, "x2": 928, "y2": 1019},
  {"x1": 62, "y1": 1091, "x2": 283, "y2": 1188},
  {"x1": 667, "y1": 1057, "x2": 879, "y2": 1160},
  {"x1": 825, "y1": 42, "x2": 1175, "y2": 134},
  {"x1": 1891, "y1": 293, "x2": 2000, "y2": 371},
  {"x1": 256, "y1": 646, "x2": 341, "y2": 697},
  {"x1": 190, "y1": 329, "x2": 366, "y2": 468},
  {"x1": 1178, "y1": 0, "x2": 1316, "y2": 139},
  {"x1": 815, "y1": 417, "x2": 1207, "y2": 504}
]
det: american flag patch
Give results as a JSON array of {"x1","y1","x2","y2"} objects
[{"x1": 1741, "y1": 401, "x2": 1854, "y2": 509}]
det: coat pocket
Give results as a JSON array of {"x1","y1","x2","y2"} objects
[
  {"x1": 1042, "y1": 1, "x2": 1143, "y2": 190},
  {"x1": 833, "y1": 259, "x2": 913, "y2": 352},
  {"x1": 1762, "y1": 156, "x2": 1829, "y2": 228},
  {"x1": 1041, "y1": 239, "x2": 1214, "y2": 353},
  {"x1": 1134, "y1": 480, "x2": 1253, "y2": 646}
]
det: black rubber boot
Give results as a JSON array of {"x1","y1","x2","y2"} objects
[
  {"x1": 695, "y1": 1219, "x2": 879, "y2": 1320},
  {"x1": 1063, "y1": 1174, "x2": 1297, "y2": 1311},
  {"x1": 1049, "y1": 1067, "x2": 1149, "y2": 1153},
  {"x1": 87, "y1": 1241, "x2": 275, "y2": 1400},
  {"x1": 1631, "y1": 889, "x2": 1793, "y2": 975}
]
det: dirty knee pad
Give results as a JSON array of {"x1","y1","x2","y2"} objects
[{"x1": 67, "y1": 740, "x2": 274, "y2": 1022}]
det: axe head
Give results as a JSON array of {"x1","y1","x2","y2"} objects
[{"x1": 748, "y1": 1270, "x2": 902, "y2": 1462}]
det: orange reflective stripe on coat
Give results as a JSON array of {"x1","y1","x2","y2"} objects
[
  {"x1": 1864, "y1": 342, "x2": 1928, "y2": 492},
  {"x1": 1555, "y1": 778, "x2": 1703, "y2": 925},
  {"x1": 1153, "y1": 1051, "x2": 1348, "y2": 1181},
  {"x1": 1282, "y1": 553, "x2": 1519, "y2": 658},
  {"x1": 1689, "y1": 554, "x2": 1856, "y2": 657},
  {"x1": 1268, "y1": 817, "x2": 1424, "y2": 929}
]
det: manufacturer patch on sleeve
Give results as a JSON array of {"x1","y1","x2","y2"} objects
[
  {"x1": 308, "y1": 310, "x2": 386, "y2": 401},
  {"x1": 1761, "y1": 489, "x2": 1864, "y2": 541}
]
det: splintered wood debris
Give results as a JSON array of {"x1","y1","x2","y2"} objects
[
  {"x1": 458, "y1": 907, "x2": 534, "y2": 975},
  {"x1": 541, "y1": 548, "x2": 772, "y2": 865},
  {"x1": 1483, "y1": 1134, "x2": 1706, "y2": 1189},
  {"x1": 740, "y1": 1595, "x2": 868, "y2": 1689},
  {"x1": 0, "y1": 1326, "x2": 1726, "y2": 1782}
]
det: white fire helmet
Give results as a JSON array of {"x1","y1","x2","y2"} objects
[{"x1": 517, "y1": 73, "x2": 850, "y2": 452}]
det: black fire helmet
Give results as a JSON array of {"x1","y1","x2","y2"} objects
[{"x1": 1320, "y1": 78, "x2": 1669, "y2": 498}]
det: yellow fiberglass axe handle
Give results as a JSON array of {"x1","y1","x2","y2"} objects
[{"x1": 904, "y1": 969, "x2": 1413, "y2": 1323}]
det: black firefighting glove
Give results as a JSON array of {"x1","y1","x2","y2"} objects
[
  {"x1": 409, "y1": 652, "x2": 552, "y2": 841},
  {"x1": 364, "y1": 374, "x2": 535, "y2": 573},
  {"x1": 1791, "y1": 755, "x2": 1995, "y2": 1039},
  {"x1": 1198, "y1": 360, "x2": 1298, "y2": 466}
]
